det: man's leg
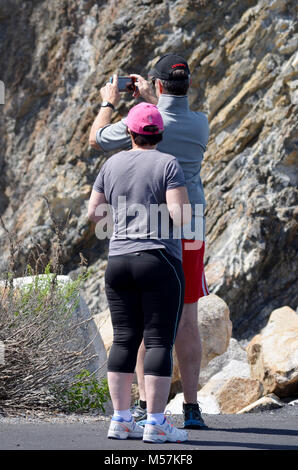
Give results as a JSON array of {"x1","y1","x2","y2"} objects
[
  {"x1": 135, "y1": 340, "x2": 146, "y2": 401},
  {"x1": 131, "y1": 340, "x2": 148, "y2": 421},
  {"x1": 174, "y1": 301, "x2": 202, "y2": 404},
  {"x1": 177, "y1": 240, "x2": 208, "y2": 428},
  {"x1": 174, "y1": 301, "x2": 207, "y2": 428}
]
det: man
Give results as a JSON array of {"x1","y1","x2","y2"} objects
[{"x1": 89, "y1": 53, "x2": 209, "y2": 429}]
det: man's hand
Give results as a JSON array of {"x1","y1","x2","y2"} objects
[
  {"x1": 100, "y1": 74, "x2": 121, "y2": 107},
  {"x1": 130, "y1": 74, "x2": 158, "y2": 105}
]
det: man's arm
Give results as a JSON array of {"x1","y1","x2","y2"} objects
[
  {"x1": 89, "y1": 73, "x2": 157, "y2": 152},
  {"x1": 89, "y1": 74, "x2": 121, "y2": 150},
  {"x1": 89, "y1": 108, "x2": 115, "y2": 150}
]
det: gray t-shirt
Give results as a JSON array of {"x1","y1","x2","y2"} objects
[
  {"x1": 93, "y1": 149, "x2": 186, "y2": 260},
  {"x1": 96, "y1": 95, "x2": 209, "y2": 240}
]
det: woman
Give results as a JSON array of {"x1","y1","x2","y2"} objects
[{"x1": 88, "y1": 102, "x2": 191, "y2": 443}]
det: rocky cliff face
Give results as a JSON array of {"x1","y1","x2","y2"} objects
[{"x1": 0, "y1": 0, "x2": 297, "y2": 339}]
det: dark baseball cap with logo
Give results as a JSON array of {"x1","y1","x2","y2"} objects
[{"x1": 149, "y1": 53, "x2": 190, "y2": 80}]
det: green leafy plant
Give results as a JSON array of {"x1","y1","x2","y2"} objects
[
  {"x1": 52, "y1": 370, "x2": 110, "y2": 413},
  {"x1": 17, "y1": 263, "x2": 90, "y2": 317}
]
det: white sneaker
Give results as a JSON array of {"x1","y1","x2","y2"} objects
[
  {"x1": 143, "y1": 414, "x2": 188, "y2": 443},
  {"x1": 108, "y1": 416, "x2": 144, "y2": 440}
]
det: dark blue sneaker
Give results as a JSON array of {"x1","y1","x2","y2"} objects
[
  {"x1": 183, "y1": 402, "x2": 207, "y2": 429},
  {"x1": 131, "y1": 400, "x2": 147, "y2": 422}
]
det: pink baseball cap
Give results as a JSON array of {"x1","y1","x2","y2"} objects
[{"x1": 124, "y1": 102, "x2": 164, "y2": 135}]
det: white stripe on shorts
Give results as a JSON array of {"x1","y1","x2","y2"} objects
[{"x1": 202, "y1": 272, "x2": 208, "y2": 296}]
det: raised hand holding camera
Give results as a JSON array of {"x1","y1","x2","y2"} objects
[
  {"x1": 130, "y1": 74, "x2": 158, "y2": 104},
  {"x1": 110, "y1": 75, "x2": 137, "y2": 93},
  {"x1": 107, "y1": 72, "x2": 157, "y2": 100},
  {"x1": 100, "y1": 74, "x2": 120, "y2": 108}
]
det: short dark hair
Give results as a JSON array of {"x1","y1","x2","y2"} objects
[
  {"x1": 160, "y1": 69, "x2": 190, "y2": 96},
  {"x1": 127, "y1": 125, "x2": 163, "y2": 146}
]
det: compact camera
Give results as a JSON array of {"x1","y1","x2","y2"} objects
[{"x1": 110, "y1": 76, "x2": 137, "y2": 93}]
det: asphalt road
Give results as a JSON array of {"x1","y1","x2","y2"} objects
[{"x1": 1, "y1": 408, "x2": 298, "y2": 454}]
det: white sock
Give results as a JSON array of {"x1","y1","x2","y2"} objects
[
  {"x1": 147, "y1": 412, "x2": 165, "y2": 425},
  {"x1": 113, "y1": 409, "x2": 132, "y2": 422}
]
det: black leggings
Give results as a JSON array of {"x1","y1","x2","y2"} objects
[{"x1": 105, "y1": 249, "x2": 185, "y2": 377}]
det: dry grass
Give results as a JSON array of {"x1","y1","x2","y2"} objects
[{"x1": 0, "y1": 204, "x2": 101, "y2": 414}]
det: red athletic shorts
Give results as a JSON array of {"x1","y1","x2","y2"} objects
[{"x1": 181, "y1": 240, "x2": 209, "y2": 304}]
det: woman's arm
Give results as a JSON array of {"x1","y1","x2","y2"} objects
[
  {"x1": 88, "y1": 189, "x2": 108, "y2": 223},
  {"x1": 166, "y1": 186, "x2": 192, "y2": 226}
]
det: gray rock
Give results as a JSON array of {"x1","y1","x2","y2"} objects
[{"x1": 199, "y1": 338, "x2": 249, "y2": 387}]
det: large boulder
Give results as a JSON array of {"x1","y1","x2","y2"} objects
[
  {"x1": 236, "y1": 393, "x2": 285, "y2": 414},
  {"x1": 78, "y1": 294, "x2": 108, "y2": 379},
  {"x1": 167, "y1": 305, "x2": 298, "y2": 414},
  {"x1": 197, "y1": 294, "x2": 233, "y2": 368},
  {"x1": 195, "y1": 354, "x2": 253, "y2": 414},
  {"x1": 216, "y1": 377, "x2": 263, "y2": 414},
  {"x1": 199, "y1": 337, "x2": 249, "y2": 387},
  {"x1": 172, "y1": 294, "x2": 232, "y2": 386},
  {"x1": 167, "y1": 362, "x2": 261, "y2": 415},
  {"x1": 246, "y1": 306, "x2": 298, "y2": 397},
  {"x1": 94, "y1": 308, "x2": 113, "y2": 356},
  {"x1": 167, "y1": 337, "x2": 255, "y2": 414}
]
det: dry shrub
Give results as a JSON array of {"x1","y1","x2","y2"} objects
[{"x1": 0, "y1": 204, "x2": 104, "y2": 414}]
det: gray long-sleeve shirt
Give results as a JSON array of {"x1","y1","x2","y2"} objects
[{"x1": 96, "y1": 94, "x2": 209, "y2": 240}]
